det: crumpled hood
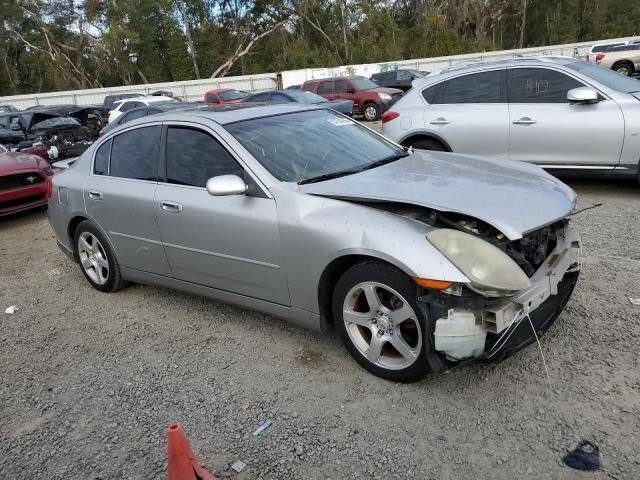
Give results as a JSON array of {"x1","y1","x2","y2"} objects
[{"x1": 298, "y1": 151, "x2": 577, "y2": 240}]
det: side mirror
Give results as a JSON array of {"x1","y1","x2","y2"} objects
[
  {"x1": 206, "y1": 175, "x2": 247, "y2": 196},
  {"x1": 567, "y1": 87, "x2": 598, "y2": 104}
]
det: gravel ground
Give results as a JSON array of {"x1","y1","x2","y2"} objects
[{"x1": 1, "y1": 177, "x2": 639, "y2": 480}]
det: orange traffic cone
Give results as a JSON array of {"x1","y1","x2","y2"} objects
[{"x1": 167, "y1": 423, "x2": 217, "y2": 480}]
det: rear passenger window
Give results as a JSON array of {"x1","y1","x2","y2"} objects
[
  {"x1": 93, "y1": 139, "x2": 111, "y2": 175},
  {"x1": 318, "y1": 81, "x2": 333, "y2": 94},
  {"x1": 421, "y1": 83, "x2": 442, "y2": 103},
  {"x1": 438, "y1": 70, "x2": 503, "y2": 103},
  {"x1": 123, "y1": 109, "x2": 147, "y2": 122},
  {"x1": 334, "y1": 80, "x2": 350, "y2": 93},
  {"x1": 110, "y1": 126, "x2": 159, "y2": 180},
  {"x1": 165, "y1": 127, "x2": 244, "y2": 187},
  {"x1": 508, "y1": 68, "x2": 584, "y2": 103},
  {"x1": 271, "y1": 94, "x2": 290, "y2": 102}
]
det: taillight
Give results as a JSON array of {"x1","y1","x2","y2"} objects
[
  {"x1": 381, "y1": 111, "x2": 400, "y2": 124},
  {"x1": 45, "y1": 176, "x2": 53, "y2": 201},
  {"x1": 596, "y1": 54, "x2": 606, "y2": 62}
]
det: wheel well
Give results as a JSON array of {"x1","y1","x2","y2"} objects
[
  {"x1": 67, "y1": 216, "x2": 88, "y2": 254},
  {"x1": 317, "y1": 254, "x2": 401, "y2": 326},
  {"x1": 612, "y1": 60, "x2": 634, "y2": 69},
  {"x1": 400, "y1": 134, "x2": 451, "y2": 152}
]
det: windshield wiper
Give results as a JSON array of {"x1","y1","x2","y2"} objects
[
  {"x1": 298, "y1": 168, "x2": 361, "y2": 185},
  {"x1": 298, "y1": 151, "x2": 409, "y2": 185}
]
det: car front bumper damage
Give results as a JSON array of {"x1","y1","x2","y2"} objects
[{"x1": 418, "y1": 225, "x2": 581, "y2": 370}]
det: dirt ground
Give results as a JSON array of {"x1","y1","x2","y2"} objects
[{"x1": 1, "y1": 177, "x2": 639, "y2": 480}]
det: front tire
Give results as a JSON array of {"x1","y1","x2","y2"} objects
[
  {"x1": 73, "y1": 220, "x2": 126, "y2": 292},
  {"x1": 332, "y1": 261, "x2": 431, "y2": 382},
  {"x1": 362, "y1": 102, "x2": 380, "y2": 121}
]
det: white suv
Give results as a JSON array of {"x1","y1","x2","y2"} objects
[
  {"x1": 108, "y1": 96, "x2": 177, "y2": 123},
  {"x1": 381, "y1": 56, "x2": 640, "y2": 182}
]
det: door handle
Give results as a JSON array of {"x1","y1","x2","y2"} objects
[
  {"x1": 161, "y1": 201, "x2": 183, "y2": 213},
  {"x1": 87, "y1": 190, "x2": 103, "y2": 200},
  {"x1": 513, "y1": 117, "x2": 537, "y2": 125},
  {"x1": 430, "y1": 118, "x2": 450, "y2": 125}
]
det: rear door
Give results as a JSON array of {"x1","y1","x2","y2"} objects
[
  {"x1": 507, "y1": 67, "x2": 624, "y2": 166},
  {"x1": 154, "y1": 123, "x2": 290, "y2": 305},
  {"x1": 84, "y1": 124, "x2": 171, "y2": 276},
  {"x1": 317, "y1": 80, "x2": 336, "y2": 100},
  {"x1": 422, "y1": 68, "x2": 510, "y2": 156}
]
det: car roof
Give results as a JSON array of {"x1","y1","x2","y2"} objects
[
  {"x1": 138, "y1": 103, "x2": 322, "y2": 126},
  {"x1": 114, "y1": 96, "x2": 174, "y2": 106},
  {"x1": 418, "y1": 56, "x2": 581, "y2": 84}
]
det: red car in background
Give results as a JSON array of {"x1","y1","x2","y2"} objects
[
  {"x1": 204, "y1": 89, "x2": 250, "y2": 106},
  {"x1": 0, "y1": 144, "x2": 53, "y2": 217},
  {"x1": 301, "y1": 76, "x2": 403, "y2": 121}
]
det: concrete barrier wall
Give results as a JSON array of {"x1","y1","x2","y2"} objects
[{"x1": 1, "y1": 35, "x2": 636, "y2": 109}]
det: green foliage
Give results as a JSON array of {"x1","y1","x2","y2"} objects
[{"x1": 1, "y1": 0, "x2": 640, "y2": 96}]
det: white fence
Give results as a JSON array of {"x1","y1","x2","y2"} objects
[{"x1": 1, "y1": 35, "x2": 636, "y2": 109}]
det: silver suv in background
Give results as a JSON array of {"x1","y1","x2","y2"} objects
[{"x1": 382, "y1": 57, "x2": 640, "y2": 182}]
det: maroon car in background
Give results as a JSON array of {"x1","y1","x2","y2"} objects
[
  {"x1": 301, "y1": 76, "x2": 403, "y2": 121},
  {"x1": 0, "y1": 144, "x2": 53, "y2": 217}
]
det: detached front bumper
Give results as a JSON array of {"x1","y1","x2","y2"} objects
[
  {"x1": 482, "y1": 225, "x2": 581, "y2": 361},
  {"x1": 420, "y1": 225, "x2": 581, "y2": 369}
]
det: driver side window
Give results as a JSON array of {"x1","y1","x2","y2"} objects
[{"x1": 165, "y1": 127, "x2": 244, "y2": 187}]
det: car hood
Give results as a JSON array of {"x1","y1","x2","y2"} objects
[
  {"x1": 298, "y1": 151, "x2": 577, "y2": 240},
  {"x1": 0, "y1": 152, "x2": 41, "y2": 174}
]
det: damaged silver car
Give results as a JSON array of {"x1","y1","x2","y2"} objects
[{"x1": 47, "y1": 104, "x2": 581, "y2": 382}]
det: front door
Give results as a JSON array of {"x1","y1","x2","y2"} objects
[
  {"x1": 154, "y1": 124, "x2": 290, "y2": 305},
  {"x1": 421, "y1": 68, "x2": 510, "y2": 156},
  {"x1": 83, "y1": 125, "x2": 171, "y2": 276},
  {"x1": 507, "y1": 67, "x2": 624, "y2": 166}
]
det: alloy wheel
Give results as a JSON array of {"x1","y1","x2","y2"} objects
[
  {"x1": 78, "y1": 232, "x2": 110, "y2": 285},
  {"x1": 342, "y1": 281, "x2": 422, "y2": 370},
  {"x1": 616, "y1": 66, "x2": 631, "y2": 76},
  {"x1": 363, "y1": 105, "x2": 377, "y2": 121}
]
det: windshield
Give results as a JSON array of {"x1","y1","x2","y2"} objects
[
  {"x1": 567, "y1": 61, "x2": 640, "y2": 93},
  {"x1": 31, "y1": 117, "x2": 81, "y2": 129},
  {"x1": 350, "y1": 77, "x2": 380, "y2": 90},
  {"x1": 219, "y1": 90, "x2": 249, "y2": 101},
  {"x1": 225, "y1": 109, "x2": 405, "y2": 183},
  {"x1": 287, "y1": 91, "x2": 326, "y2": 103}
]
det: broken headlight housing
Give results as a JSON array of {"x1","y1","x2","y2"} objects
[{"x1": 427, "y1": 229, "x2": 531, "y2": 295}]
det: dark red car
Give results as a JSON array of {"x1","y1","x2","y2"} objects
[
  {"x1": 0, "y1": 144, "x2": 53, "y2": 217},
  {"x1": 204, "y1": 89, "x2": 250, "y2": 106},
  {"x1": 301, "y1": 76, "x2": 403, "y2": 121}
]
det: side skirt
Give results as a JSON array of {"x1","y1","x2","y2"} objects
[{"x1": 121, "y1": 267, "x2": 324, "y2": 332}]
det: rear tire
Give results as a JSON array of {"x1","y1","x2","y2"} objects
[
  {"x1": 73, "y1": 220, "x2": 126, "y2": 293},
  {"x1": 332, "y1": 261, "x2": 431, "y2": 382},
  {"x1": 403, "y1": 138, "x2": 447, "y2": 152},
  {"x1": 612, "y1": 61, "x2": 634, "y2": 76}
]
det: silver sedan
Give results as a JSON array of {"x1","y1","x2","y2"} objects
[{"x1": 48, "y1": 104, "x2": 581, "y2": 382}]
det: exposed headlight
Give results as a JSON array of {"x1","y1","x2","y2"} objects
[
  {"x1": 378, "y1": 93, "x2": 392, "y2": 101},
  {"x1": 427, "y1": 229, "x2": 531, "y2": 293}
]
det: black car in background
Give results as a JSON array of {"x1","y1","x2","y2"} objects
[
  {"x1": 24, "y1": 104, "x2": 108, "y2": 138},
  {"x1": 0, "y1": 111, "x2": 93, "y2": 159},
  {"x1": 241, "y1": 90, "x2": 354, "y2": 115},
  {"x1": 370, "y1": 69, "x2": 427, "y2": 92},
  {"x1": 99, "y1": 102, "x2": 202, "y2": 137}
]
